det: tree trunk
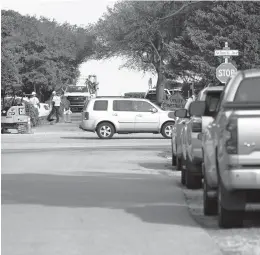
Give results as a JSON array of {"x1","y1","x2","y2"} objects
[{"x1": 155, "y1": 66, "x2": 165, "y2": 106}]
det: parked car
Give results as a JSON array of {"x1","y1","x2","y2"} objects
[
  {"x1": 191, "y1": 69, "x2": 260, "y2": 228},
  {"x1": 170, "y1": 99, "x2": 192, "y2": 169},
  {"x1": 179, "y1": 86, "x2": 224, "y2": 189},
  {"x1": 144, "y1": 89, "x2": 171, "y2": 105},
  {"x1": 79, "y1": 97, "x2": 176, "y2": 139}
]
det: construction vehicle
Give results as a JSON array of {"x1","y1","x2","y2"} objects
[
  {"x1": 1, "y1": 85, "x2": 31, "y2": 134},
  {"x1": 64, "y1": 85, "x2": 91, "y2": 112}
]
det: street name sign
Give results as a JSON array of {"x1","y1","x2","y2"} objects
[
  {"x1": 216, "y1": 63, "x2": 237, "y2": 84},
  {"x1": 214, "y1": 50, "x2": 239, "y2": 56}
]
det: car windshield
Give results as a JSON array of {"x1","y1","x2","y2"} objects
[
  {"x1": 66, "y1": 86, "x2": 88, "y2": 93},
  {"x1": 234, "y1": 77, "x2": 260, "y2": 102}
]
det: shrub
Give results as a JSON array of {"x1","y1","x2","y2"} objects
[{"x1": 24, "y1": 101, "x2": 39, "y2": 126}]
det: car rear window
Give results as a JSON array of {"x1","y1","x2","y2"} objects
[
  {"x1": 113, "y1": 100, "x2": 133, "y2": 111},
  {"x1": 93, "y1": 100, "x2": 108, "y2": 111},
  {"x1": 234, "y1": 77, "x2": 260, "y2": 102}
]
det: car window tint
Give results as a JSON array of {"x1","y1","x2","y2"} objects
[
  {"x1": 93, "y1": 100, "x2": 108, "y2": 111},
  {"x1": 234, "y1": 77, "x2": 260, "y2": 102},
  {"x1": 113, "y1": 100, "x2": 133, "y2": 111},
  {"x1": 133, "y1": 101, "x2": 154, "y2": 112}
]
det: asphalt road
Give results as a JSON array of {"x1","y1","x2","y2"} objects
[{"x1": 2, "y1": 124, "x2": 223, "y2": 255}]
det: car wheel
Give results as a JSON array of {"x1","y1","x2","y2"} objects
[
  {"x1": 181, "y1": 156, "x2": 186, "y2": 185},
  {"x1": 171, "y1": 141, "x2": 176, "y2": 167},
  {"x1": 161, "y1": 122, "x2": 175, "y2": 139},
  {"x1": 96, "y1": 122, "x2": 115, "y2": 139},
  {"x1": 218, "y1": 181, "x2": 244, "y2": 228},
  {"x1": 203, "y1": 178, "x2": 218, "y2": 216},
  {"x1": 176, "y1": 155, "x2": 182, "y2": 171},
  {"x1": 185, "y1": 158, "x2": 202, "y2": 189},
  {"x1": 172, "y1": 154, "x2": 176, "y2": 167}
]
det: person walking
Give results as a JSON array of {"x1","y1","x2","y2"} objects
[{"x1": 47, "y1": 91, "x2": 61, "y2": 123}]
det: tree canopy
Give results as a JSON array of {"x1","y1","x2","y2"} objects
[
  {"x1": 1, "y1": 10, "x2": 95, "y2": 101},
  {"x1": 93, "y1": 1, "x2": 260, "y2": 103}
]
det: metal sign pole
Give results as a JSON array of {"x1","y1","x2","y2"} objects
[{"x1": 214, "y1": 42, "x2": 239, "y2": 84}]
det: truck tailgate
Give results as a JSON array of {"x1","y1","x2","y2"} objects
[{"x1": 237, "y1": 110, "x2": 260, "y2": 165}]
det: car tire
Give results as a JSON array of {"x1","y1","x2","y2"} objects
[
  {"x1": 181, "y1": 156, "x2": 186, "y2": 185},
  {"x1": 176, "y1": 155, "x2": 182, "y2": 171},
  {"x1": 171, "y1": 142, "x2": 176, "y2": 167},
  {"x1": 185, "y1": 158, "x2": 202, "y2": 189},
  {"x1": 161, "y1": 122, "x2": 175, "y2": 139},
  {"x1": 96, "y1": 122, "x2": 115, "y2": 139},
  {"x1": 172, "y1": 154, "x2": 176, "y2": 167},
  {"x1": 203, "y1": 178, "x2": 218, "y2": 216},
  {"x1": 218, "y1": 181, "x2": 244, "y2": 228}
]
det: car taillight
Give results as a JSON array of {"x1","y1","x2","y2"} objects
[
  {"x1": 84, "y1": 112, "x2": 89, "y2": 120},
  {"x1": 192, "y1": 119, "x2": 202, "y2": 132},
  {"x1": 225, "y1": 117, "x2": 238, "y2": 154}
]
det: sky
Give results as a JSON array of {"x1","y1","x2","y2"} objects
[{"x1": 2, "y1": 0, "x2": 156, "y2": 96}]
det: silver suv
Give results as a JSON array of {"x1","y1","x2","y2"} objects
[{"x1": 79, "y1": 97, "x2": 176, "y2": 139}]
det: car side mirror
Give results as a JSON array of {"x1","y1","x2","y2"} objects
[
  {"x1": 151, "y1": 108, "x2": 158, "y2": 113},
  {"x1": 197, "y1": 133, "x2": 203, "y2": 140},
  {"x1": 174, "y1": 108, "x2": 188, "y2": 118},
  {"x1": 189, "y1": 101, "x2": 206, "y2": 116}
]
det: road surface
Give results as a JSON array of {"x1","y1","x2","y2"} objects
[{"x1": 2, "y1": 123, "x2": 223, "y2": 255}]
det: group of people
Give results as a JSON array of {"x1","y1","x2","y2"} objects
[{"x1": 29, "y1": 91, "x2": 71, "y2": 124}]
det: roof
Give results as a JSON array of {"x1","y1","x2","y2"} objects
[
  {"x1": 204, "y1": 86, "x2": 224, "y2": 91},
  {"x1": 240, "y1": 68, "x2": 260, "y2": 78},
  {"x1": 93, "y1": 96, "x2": 151, "y2": 101}
]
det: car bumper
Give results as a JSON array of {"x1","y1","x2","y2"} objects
[
  {"x1": 222, "y1": 168, "x2": 260, "y2": 190},
  {"x1": 80, "y1": 120, "x2": 96, "y2": 132}
]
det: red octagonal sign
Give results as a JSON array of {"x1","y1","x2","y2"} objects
[{"x1": 216, "y1": 63, "x2": 237, "y2": 84}]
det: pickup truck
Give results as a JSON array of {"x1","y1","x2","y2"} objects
[{"x1": 190, "y1": 69, "x2": 260, "y2": 228}]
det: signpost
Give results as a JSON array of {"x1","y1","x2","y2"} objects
[{"x1": 214, "y1": 42, "x2": 239, "y2": 84}]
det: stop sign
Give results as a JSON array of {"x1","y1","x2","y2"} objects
[{"x1": 216, "y1": 63, "x2": 237, "y2": 83}]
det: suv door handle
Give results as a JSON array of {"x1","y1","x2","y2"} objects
[
  {"x1": 136, "y1": 114, "x2": 142, "y2": 117},
  {"x1": 112, "y1": 113, "x2": 118, "y2": 116}
]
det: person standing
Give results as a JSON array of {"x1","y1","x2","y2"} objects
[
  {"x1": 29, "y1": 92, "x2": 40, "y2": 108},
  {"x1": 47, "y1": 91, "x2": 61, "y2": 123}
]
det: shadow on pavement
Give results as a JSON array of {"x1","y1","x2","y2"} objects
[
  {"x1": 139, "y1": 162, "x2": 173, "y2": 171},
  {"x1": 2, "y1": 173, "x2": 197, "y2": 227},
  {"x1": 181, "y1": 184, "x2": 260, "y2": 230},
  {"x1": 60, "y1": 136, "x2": 165, "y2": 140}
]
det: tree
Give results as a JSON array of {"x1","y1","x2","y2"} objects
[
  {"x1": 166, "y1": 1, "x2": 260, "y2": 87},
  {"x1": 1, "y1": 10, "x2": 96, "y2": 101},
  {"x1": 93, "y1": 1, "x2": 213, "y2": 104}
]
